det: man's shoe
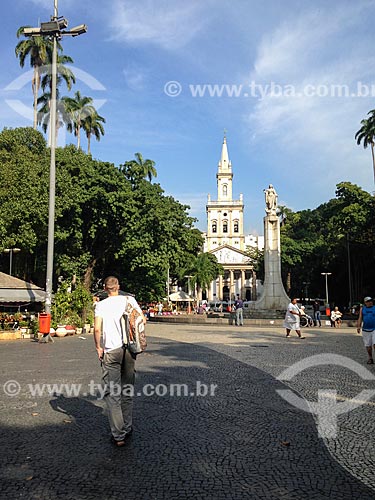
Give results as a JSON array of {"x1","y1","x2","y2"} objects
[
  {"x1": 111, "y1": 436, "x2": 127, "y2": 447},
  {"x1": 115, "y1": 440, "x2": 126, "y2": 447}
]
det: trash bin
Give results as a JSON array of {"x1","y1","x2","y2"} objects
[{"x1": 39, "y1": 313, "x2": 51, "y2": 334}]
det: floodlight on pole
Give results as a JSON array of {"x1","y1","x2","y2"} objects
[{"x1": 22, "y1": 0, "x2": 86, "y2": 341}]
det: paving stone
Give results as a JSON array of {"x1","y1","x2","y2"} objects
[{"x1": 0, "y1": 325, "x2": 373, "y2": 499}]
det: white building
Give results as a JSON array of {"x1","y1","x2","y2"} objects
[{"x1": 202, "y1": 136, "x2": 264, "y2": 301}]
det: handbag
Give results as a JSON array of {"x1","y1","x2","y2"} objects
[{"x1": 120, "y1": 301, "x2": 147, "y2": 355}]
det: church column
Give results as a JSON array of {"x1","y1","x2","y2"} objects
[
  {"x1": 241, "y1": 270, "x2": 245, "y2": 299},
  {"x1": 229, "y1": 269, "x2": 234, "y2": 301},
  {"x1": 218, "y1": 274, "x2": 223, "y2": 301}
]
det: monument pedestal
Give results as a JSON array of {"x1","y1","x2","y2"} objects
[{"x1": 253, "y1": 215, "x2": 289, "y2": 313}]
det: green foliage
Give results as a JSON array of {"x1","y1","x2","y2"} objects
[
  {"x1": 188, "y1": 252, "x2": 224, "y2": 296},
  {"x1": 0, "y1": 127, "x2": 205, "y2": 305},
  {"x1": 51, "y1": 281, "x2": 93, "y2": 327},
  {"x1": 280, "y1": 182, "x2": 375, "y2": 305}
]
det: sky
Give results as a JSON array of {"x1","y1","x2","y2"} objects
[{"x1": 1, "y1": 0, "x2": 375, "y2": 234}]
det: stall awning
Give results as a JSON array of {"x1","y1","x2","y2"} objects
[
  {"x1": 0, "y1": 272, "x2": 46, "y2": 303},
  {"x1": 169, "y1": 291, "x2": 194, "y2": 301}
]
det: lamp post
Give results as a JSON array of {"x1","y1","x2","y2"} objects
[
  {"x1": 321, "y1": 272, "x2": 332, "y2": 306},
  {"x1": 3, "y1": 248, "x2": 21, "y2": 276},
  {"x1": 22, "y1": 0, "x2": 87, "y2": 316}
]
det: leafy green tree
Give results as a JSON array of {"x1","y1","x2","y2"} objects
[
  {"x1": 0, "y1": 127, "x2": 49, "y2": 281},
  {"x1": 279, "y1": 182, "x2": 375, "y2": 306}
]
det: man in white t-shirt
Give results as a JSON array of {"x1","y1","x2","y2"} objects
[
  {"x1": 94, "y1": 276, "x2": 145, "y2": 447},
  {"x1": 283, "y1": 297, "x2": 305, "y2": 339}
]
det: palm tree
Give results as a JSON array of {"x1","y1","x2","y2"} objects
[
  {"x1": 355, "y1": 111, "x2": 375, "y2": 184},
  {"x1": 62, "y1": 91, "x2": 96, "y2": 149},
  {"x1": 82, "y1": 112, "x2": 106, "y2": 154},
  {"x1": 40, "y1": 53, "x2": 76, "y2": 94},
  {"x1": 120, "y1": 153, "x2": 157, "y2": 188},
  {"x1": 133, "y1": 152, "x2": 157, "y2": 181},
  {"x1": 37, "y1": 53, "x2": 76, "y2": 144},
  {"x1": 37, "y1": 91, "x2": 73, "y2": 139},
  {"x1": 15, "y1": 27, "x2": 54, "y2": 129},
  {"x1": 189, "y1": 253, "x2": 224, "y2": 299}
]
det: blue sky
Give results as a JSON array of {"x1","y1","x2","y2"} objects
[{"x1": 1, "y1": 0, "x2": 375, "y2": 234}]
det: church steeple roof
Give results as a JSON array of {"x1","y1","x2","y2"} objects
[{"x1": 218, "y1": 136, "x2": 231, "y2": 171}]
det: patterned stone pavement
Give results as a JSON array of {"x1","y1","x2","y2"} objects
[{"x1": 0, "y1": 323, "x2": 374, "y2": 499}]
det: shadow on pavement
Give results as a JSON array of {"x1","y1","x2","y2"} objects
[{"x1": 0, "y1": 336, "x2": 373, "y2": 499}]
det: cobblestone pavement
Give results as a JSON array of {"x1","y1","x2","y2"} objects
[{"x1": 0, "y1": 324, "x2": 374, "y2": 499}]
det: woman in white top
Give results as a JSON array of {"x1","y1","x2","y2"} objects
[
  {"x1": 330, "y1": 306, "x2": 342, "y2": 328},
  {"x1": 283, "y1": 298, "x2": 305, "y2": 339}
]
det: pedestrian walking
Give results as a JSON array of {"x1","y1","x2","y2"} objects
[
  {"x1": 94, "y1": 276, "x2": 146, "y2": 447},
  {"x1": 234, "y1": 295, "x2": 244, "y2": 326},
  {"x1": 357, "y1": 297, "x2": 375, "y2": 364},
  {"x1": 284, "y1": 298, "x2": 305, "y2": 339}
]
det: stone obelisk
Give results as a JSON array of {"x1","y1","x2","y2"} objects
[{"x1": 254, "y1": 185, "x2": 290, "y2": 312}]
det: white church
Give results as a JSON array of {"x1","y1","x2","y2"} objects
[{"x1": 202, "y1": 136, "x2": 264, "y2": 302}]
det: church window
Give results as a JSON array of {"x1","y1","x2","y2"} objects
[
  {"x1": 223, "y1": 184, "x2": 228, "y2": 197},
  {"x1": 223, "y1": 220, "x2": 228, "y2": 233},
  {"x1": 234, "y1": 220, "x2": 239, "y2": 233},
  {"x1": 212, "y1": 221, "x2": 217, "y2": 233}
]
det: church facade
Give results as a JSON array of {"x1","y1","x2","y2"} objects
[{"x1": 202, "y1": 137, "x2": 263, "y2": 302}]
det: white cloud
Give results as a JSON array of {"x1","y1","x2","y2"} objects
[
  {"x1": 246, "y1": 2, "x2": 375, "y2": 193},
  {"x1": 107, "y1": 0, "x2": 211, "y2": 50},
  {"x1": 122, "y1": 66, "x2": 147, "y2": 91}
]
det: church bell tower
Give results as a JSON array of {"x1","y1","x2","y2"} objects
[{"x1": 205, "y1": 136, "x2": 244, "y2": 252}]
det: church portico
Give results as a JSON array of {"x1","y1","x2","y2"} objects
[{"x1": 207, "y1": 267, "x2": 255, "y2": 301}]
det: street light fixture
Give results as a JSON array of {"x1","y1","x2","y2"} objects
[
  {"x1": 321, "y1": 272, "x2": 332, "y2": 306},
  {"x1": 22, "y1": 0, "x2": 87, "y2": 321},
  {"x1": 3, "y1": 248, "x2": 21, "y2": 276}
]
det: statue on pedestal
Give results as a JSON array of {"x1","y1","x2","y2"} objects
[{"x1": 263, "y1": 184, "x2": 278, "y2": 214}]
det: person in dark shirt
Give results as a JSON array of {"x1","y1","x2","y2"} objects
[{"x1": 234, "y1": 295, "x2": 244, "y2": 326}]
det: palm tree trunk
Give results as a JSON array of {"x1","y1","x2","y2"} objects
[
  {"x1": 371, "y1": 142, "x2": 375, "y2": 185},
  {"x1": 32, "y1": 67, "x2": 40, "y2": 130},
  {"x1": 87, "y1": 133, "x2": 91, "y2": 155},
  {"x1": 77, "y1": 123, "x2": 81, "y2": 149}
]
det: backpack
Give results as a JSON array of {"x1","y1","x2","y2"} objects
[{"x1": 120, "y1": 299, "x2": 147, "y2": 355}]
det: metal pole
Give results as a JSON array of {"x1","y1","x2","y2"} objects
[
  {"x1": 347, "y1": 234, "x2": 352, "y2": 307},
  {"x1": 325, "y1": 274, "x2": 329, "y2": 305},
  {"x1": 9, "y1": 250, "x2": 12, "y2": 276},
  {"x1": 45, "y1": 0, "x2": 58, "y2": 315}
]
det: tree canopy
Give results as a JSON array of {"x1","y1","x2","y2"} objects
[
  {"x1": 279, "y1": 182, "x2": 375, "y2": 307},
  {"x1": 0, "y1": 127, "x2": 209, "y2": 302}
]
